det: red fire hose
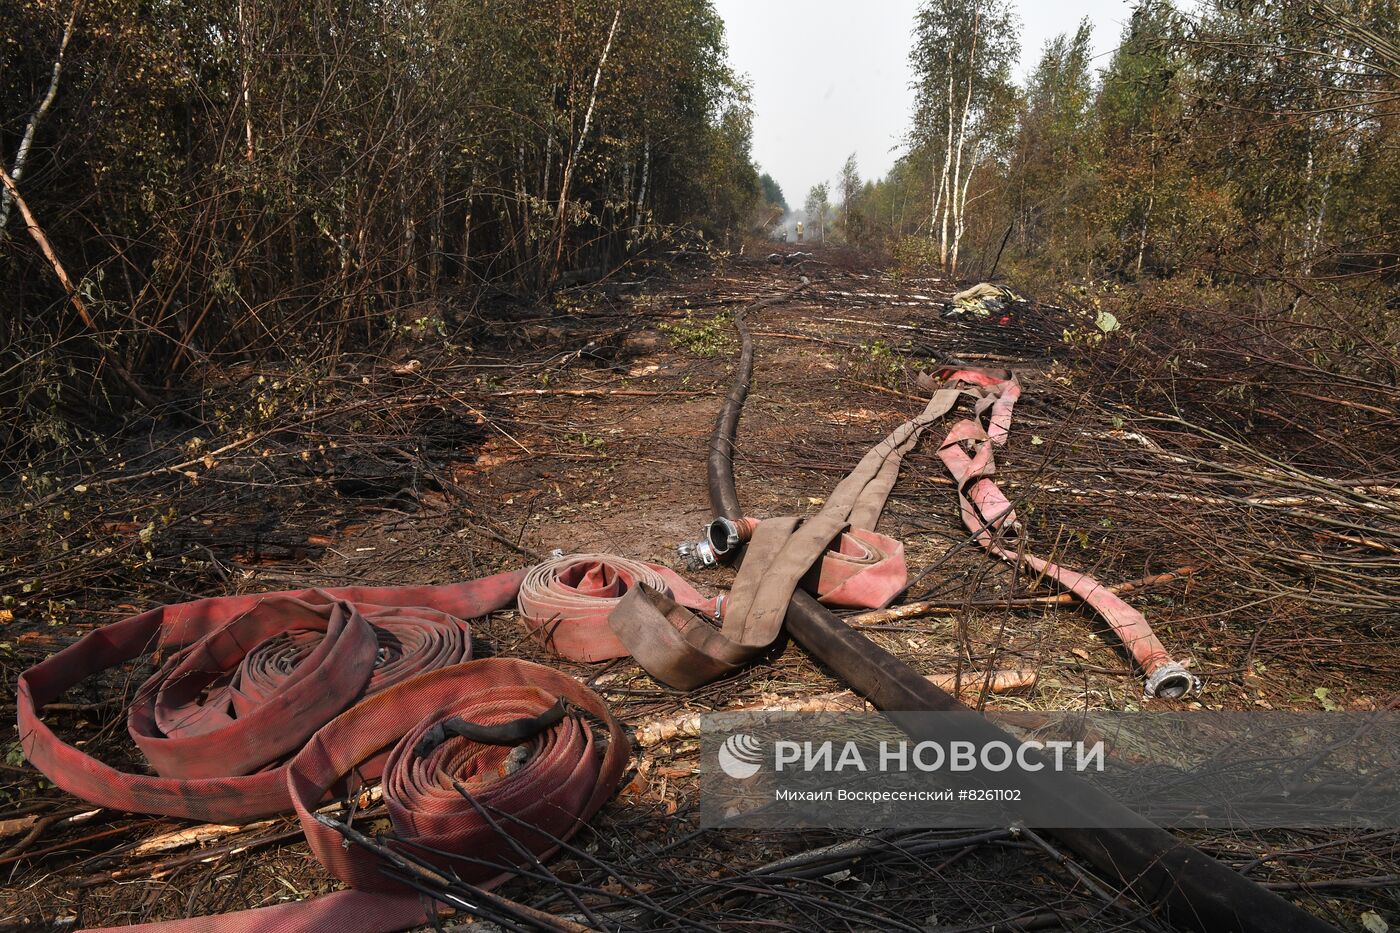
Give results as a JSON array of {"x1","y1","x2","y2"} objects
[
  {"x1": 527, "y1": 382, "x2": 949, "y2": 689},
  {"x1": 517, "y1": 553, "x2": 717, "y2": 661},
  {"x1": 17, "y1": 573, "x2": 629, "y2": 932},
  {"x1": 928, "y1": 367, "x2": 1197, "y2": 698},
  {"x1": 515, "y1": 529, "x2": 908, "y2": 679},
  {"x1": 701, "y1": 287, "x2": 1332, "y2": 933}
]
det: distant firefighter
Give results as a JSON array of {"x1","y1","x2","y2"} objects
[{"x1": 795, "y1": 221, "x2": 804, "y2": 243}]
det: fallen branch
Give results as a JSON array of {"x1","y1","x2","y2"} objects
[
  {"x1": 486, "y1": 387, "x2": 698, "y2": 399},
  {"x1": 70, "y1": 824, "x2": 306, "y2": 888},
  {"x1": 1262, "y1": 874, "x2": 1400, "y2": 891},
  {"x1": 849, "y1": 380, "x2": 929, "y2": 402},
  {"x1": 0, "y1": 808, "x2": 101, "y2": 857},
  {"x1": 633, "y1": 670, "x2": 1037, "y2": 747},
  {"x1": 0, "y1": 822, "x2": 135, "y2": 867},
  {"x1": 315, "y1": 813, "x2": 591, "y2": 933},
  {"x1": 132, "y1": 819, "x2": 277, "y2": 857},
  {"x1": 71, "y1": 788, "x2": 385, "y2": 886},
  {"x1": 751, "y1": 827, "x2": 1015, "y2": 880},
  {"x1": 847, "y1": 566, "x2": 1199, "y2": 626},
  {"x1": 749, "y1": 329, "x2": 852, "y2": 346}
]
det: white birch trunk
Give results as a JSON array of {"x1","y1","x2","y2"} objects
[
  {"x1": 951, "y1": 156, "x2": 976, "y2": 275},
  {"x1": 1136, "y1": 158, "x2": 1154, "y2": 277},
  {"x1": 935, "y1": 59, "x2": 955, "y2": 267},
  {"x1": 553, "y1": 2, "x2": 621, "y2": 270},
  {"x1": 947, "y1": 9, "x2": 979, "y2": 276},
  {"x1": 631, "y1": 136, "x2": 650, "y2": 239},
  {"x1": 239, "y1": 0, "x2": 254, "y2": 164},
  {"x1": 0, "y1": 1, "x2": 80, "y2": 233},
  {"x1": 543, "y1": 130, "x2": 555, "y2": 201}
]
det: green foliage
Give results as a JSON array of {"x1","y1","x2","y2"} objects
[
  {"x1": 0, "y1": 0, "x2": 764, "y2": 460},
  {"x1": 892, "y1": 236, "x2": 940, "y2": 277},
  {"x1": 804, "y1": 182, "x2": 830, "y2": 243},
  {"x1": 905, "y1": 0, "x2": 1019, "y2": 272},
  {"x1": 853, "y1": 339, "x2": 905, "y2": 386},
  {"x1": 1059, "y1": 281, "x2": 1125, "y2": 345},
  {"x1": 751, "y1": 170, "x2": 787, "y2": 235},
  {"x1": 660, "y1": 311, "x2": 734, "y2": 356},
  {"x1": 849, "y1": 0, "x2": 1397, "y2": 296},
  {"x1": 1011, "y1": 18, "x2": 1099, "y2": 268},
  {"x1": 759, "y1": 173, "x2": 787, "y2": 213},
  {"x1": 909, "y1": 0, "x2": 1019, "y2": 155},
  {"x1": 836, "y1": 153, "x2": 865, "y2": 243}
]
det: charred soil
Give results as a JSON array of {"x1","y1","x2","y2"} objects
[{"x1": 2, "y1": 246, "x2": 1397, "y2": 931}]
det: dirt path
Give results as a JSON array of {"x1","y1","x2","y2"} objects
[{"x1": 3, "y1": 247, "x2": 1393, "y2": 931}]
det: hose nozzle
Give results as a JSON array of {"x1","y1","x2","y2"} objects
[
  {"x1": 677, "y1": 517, "x2": 758, "y2": 571},
  {"x1": 1144, "y1": 661, "x2": 1200, "y2": 700}
]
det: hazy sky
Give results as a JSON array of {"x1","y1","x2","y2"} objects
[{"x1": 712, "y1": 0, "x2": 1135, "y2": 209}]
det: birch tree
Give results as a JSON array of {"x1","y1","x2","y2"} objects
[
  {"x1": 1096, "y1": 1, "x2": 1186, "y2": 277},
  {"x1": 909, "y1": 0, "x2": 1017, "y2": 274},
  {"x1": 0, "y1": 0, "x2": 81, "y2": 234},
  {"x1": 551, "y1": 1, "x2": 622, "y2": 279},
  {"x1": 1012, "y1": 19, "x2": 1096, "y2": 267}
]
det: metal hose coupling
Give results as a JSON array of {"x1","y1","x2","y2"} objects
[
  {"x1": 1143, "y1": 661, "x2": 1201, "y2": 700},
  {"x1": 677, "y1": 517, "x2": 758, "y2": 571}
]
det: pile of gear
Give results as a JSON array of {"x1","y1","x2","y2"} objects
[{"x1": 942, "y1": 282, "x2": 1026, "y2": 324}]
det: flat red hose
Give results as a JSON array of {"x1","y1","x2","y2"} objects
[
  {"x1": 17, "y1": 571, "x2": 630, "y2": 932},
  {"x1": 930, "y1": 368, "x2": 1192, "y2": 694},
  {"x1": 83, "y1": 659, "x2": 627, "y2": 933}
]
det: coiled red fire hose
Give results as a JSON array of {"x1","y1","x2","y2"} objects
[
  {"x1": 515, "y1": 534, "x2": 907, "y2": 670},
  {"x1": 17, "y1": 572, "x2": 629, "y2": 932},
  {"x1": 517, "y1": 553, "x2": 717, "y2": 661},
  {"x1": 20, "y1": 574, "x2": 519, "y2": 820}
]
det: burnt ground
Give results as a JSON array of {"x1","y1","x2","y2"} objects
[{"x1": 1, "y1": 245, "x2": 1397, "y2": 930}]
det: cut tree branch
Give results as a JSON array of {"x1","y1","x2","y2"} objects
[
  {"x1": 0, "y1": 164, "x2": 159, "y2": 408},
  {"x1": 0, "y1": 0, "x2": 82, "y2": 233}
]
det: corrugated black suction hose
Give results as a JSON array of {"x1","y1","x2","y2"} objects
[{"x1": 705, "y1": 281, "x2": 1337, "y2": 933}]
